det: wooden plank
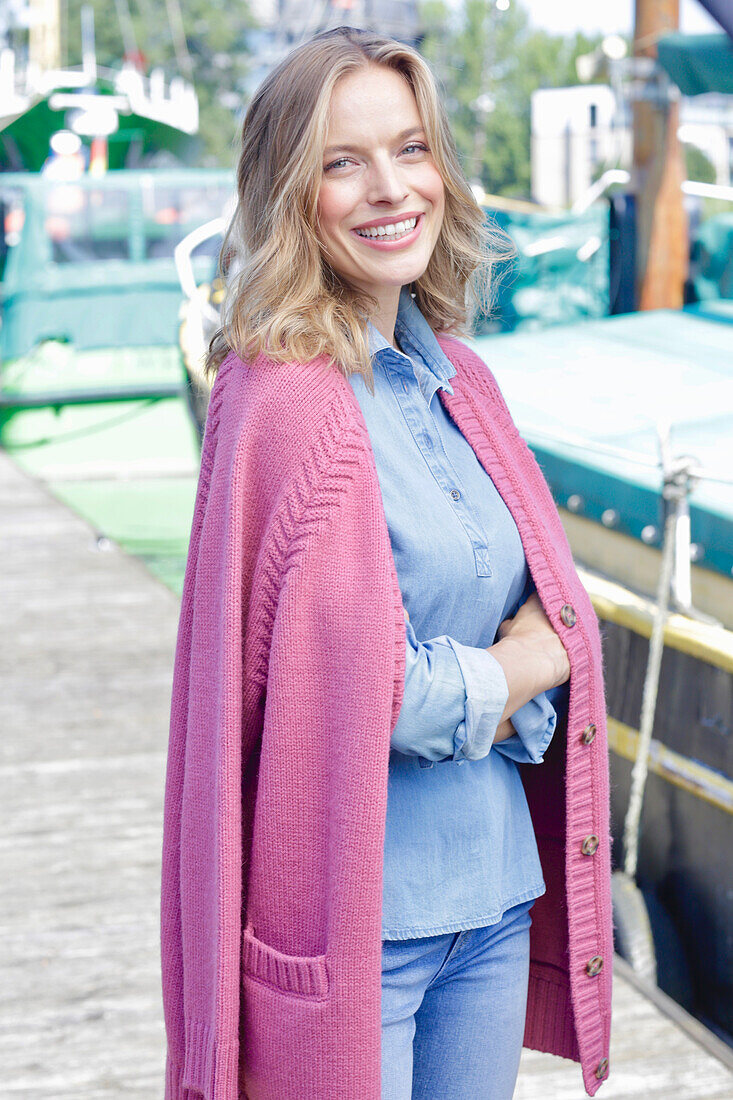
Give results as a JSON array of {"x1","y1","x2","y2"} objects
[
  {"x1": 516, "y1": 957, "x2": 733, "y2": 1097},
  {"x1": 1, "y1": 451, "x2": 731, "y2": 1097},
  {"x1": 0, "y1": 453, "x2": 175, "y2": 1097}
]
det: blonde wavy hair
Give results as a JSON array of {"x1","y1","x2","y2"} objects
[{"x1": 205, "y1": 26, "x2": 516, "y2": 388}]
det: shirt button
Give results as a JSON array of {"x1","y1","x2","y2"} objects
[
  {"x1": 595, "y1": 1058, "x2": 609, "y2": 1079},
  {"x1": 581, "y1": 834, "x2": 599, "y2": 855},
  {"x1": 581, "y1": 723, "x2": 597, "y2": 745},
  {"x1": 586, "y1": 955, "x2": 604, "y2": 976},
  {"x1": 560, "y1": 604, "x2": 577, "y2": 627},
  {"x1": 450, "y1": 489, "x2": 461, "y2": 501}
]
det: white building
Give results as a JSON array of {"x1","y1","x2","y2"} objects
[
  {"x1": 531, "y1": 84, "x2": 733, "y2": 208},
  {"x1": 678, "y1": 93, "x2": 733, "y2": 187},
  {"x1": 531, "y1": 85, "x2": 630, "y2": 208}
]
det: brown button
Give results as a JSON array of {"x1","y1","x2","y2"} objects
[
  {"x1": 595, "y1": 1058, "x2": 609, "y2": 1079},
  {"x1": 586, "y1": 955, "x2": 603, "y2": 976},
  {"x1": 581, "y1": 723, "x2": 596, "y2": 744},
  {"x1": 581, "y1": 834, "x2": 599, "y2": 855},
  {"x1": 560, "y1": 604, "x2": 577, "y2": 627}
]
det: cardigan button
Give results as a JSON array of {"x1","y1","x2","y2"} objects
[
  {"x1": 586, "y1": 955, "x2": 604, "y2": 976},
  {"x1": 560, "y1": 604, "x2": 577, "y2": 627},
  {"x1": 581, "y1": 723, "x2": 597, "y2": 744},
  {"x1": 581, "y1": 834, "x2": 599, "y2": 855},
  {"x1": 595, "y1": 1058, "x2": 609, "y2": 1079}
]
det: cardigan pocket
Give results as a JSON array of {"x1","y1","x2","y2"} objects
[{"x1": 241, "y1": 921, "x2": 329, "y2": 1000}]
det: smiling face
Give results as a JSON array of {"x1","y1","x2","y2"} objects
[{"x1": 316, "y1": 64, "x2": 445, "y2": 314}]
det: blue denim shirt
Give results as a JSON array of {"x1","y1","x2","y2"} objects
[{"x1": 348, "y1": 286, "x2": 569, "y2": 939}]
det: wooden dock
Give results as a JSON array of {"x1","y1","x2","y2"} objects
[{"x1": 2, "y1": 449, "x2": 732, "y2": 1099}]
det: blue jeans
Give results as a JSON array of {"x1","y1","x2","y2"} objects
[{"x1": 380, "y1": 897, "x2": 534, "y2": 1100}]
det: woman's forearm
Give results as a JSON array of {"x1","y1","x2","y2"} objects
[{"x1": 493, "y1": 716, "x2": 516, "y2": 744}]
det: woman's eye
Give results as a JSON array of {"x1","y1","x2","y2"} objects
[{"x1": 324, "y1": 143, "x2": 428, "y2": 172}]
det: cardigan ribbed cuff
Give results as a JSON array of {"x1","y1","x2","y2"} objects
[
  {"x1": 165, "y1": 1022, "x2": 239, "y2": 1100},
  {"x1": 166, "y1": 1054, "x2": 200, "y2": 1100}
]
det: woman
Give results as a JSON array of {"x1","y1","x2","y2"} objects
[{"x1": 160, "y1": 26, "x2": 613, "y2": 1100}]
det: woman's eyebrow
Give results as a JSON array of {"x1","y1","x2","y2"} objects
[{"x1": 323, "y1": 126, "x2": 426, "y2": 157}]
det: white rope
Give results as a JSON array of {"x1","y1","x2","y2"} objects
[
  {"x1": 113, "y1": 0, "x2": 138, "y2": 60},
  {"x1": 164, "y1": 0, "x2": 194, "y2": 80},
  {"x1": 622, "y1": 426, "x2": 698, "y2": 880}
]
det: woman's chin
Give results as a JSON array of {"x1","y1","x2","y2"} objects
[{"x1": 346, "y1": 257, "x2": 431, "y2": 294}]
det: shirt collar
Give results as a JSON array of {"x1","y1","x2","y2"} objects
[{"x1": 365, "y1": 286, "x2": 455, "y2": 400}]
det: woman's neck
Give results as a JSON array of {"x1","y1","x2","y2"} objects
[{"x1": 368, "y1": 291, "x2": 401, "y2": 350}]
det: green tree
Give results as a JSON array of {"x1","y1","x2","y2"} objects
[
  {"x1": 61, "y1": 0, "x2": 256, "y2": 165},
  {"x1": 684, "y1": 143, "x2": 717, "y2": 185},
  {"x1": 420, "y1": 0, "x2": 606, "y2": 198}
]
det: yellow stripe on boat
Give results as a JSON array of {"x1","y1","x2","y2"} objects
[
  {"x1": 577, "y1": 566, "x2": 733, "y2": 675},
  {"x1": 607, "y1": 717, "x2": 733, "y2": 815}
]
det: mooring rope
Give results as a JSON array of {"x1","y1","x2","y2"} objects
[{"x1": 622, "y1": 426, "x2": 699, "y2": 879}]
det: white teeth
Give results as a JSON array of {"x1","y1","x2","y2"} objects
[{"x1": 354, "y1": 216, "x2": 418, "y2": 240}]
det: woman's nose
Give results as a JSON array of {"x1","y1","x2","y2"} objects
[{"x1": 366, "y1": 156, "x2": 409, "y2": 205}]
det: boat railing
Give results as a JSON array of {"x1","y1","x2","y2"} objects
[
  {"x1": 522, "y1": 420, "x2": 732, "y2": 626},
  {"x1": 681, "y1": 181, "x2": 733, "y2": 204},
  {"x1": 0, "y1": 46, "x2": 198, "y2": 135},
  {"x1": 174, "y1": 216, "x2": 226, "y2": 326},
  {"x1": 572, "y1": 174, "x2": 733, "y2": 217},
  {"x1": 0, "y1": 382, "x2": 186, "y2": 411},
  {"x1": 571, "y1": 169, "x2": 632, "y2": 215}
]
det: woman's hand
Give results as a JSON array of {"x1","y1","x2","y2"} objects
[
  {"x1": 496, "y1": 593, "x2": 570, "y2": 684},
  {"x1": 489, "y1": 593, "x2": 570, "y2": 725},
  {"x1": 497, "y1": 592, "x2": 552, "y2": 641}
]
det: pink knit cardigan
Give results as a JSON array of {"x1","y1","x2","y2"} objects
[{"x1": 160, "y1": 335, "x2": 613, "y2": 1099}]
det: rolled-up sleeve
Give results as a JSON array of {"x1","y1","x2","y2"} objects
[
  {"x1": 392, "y1": 618, "x2": 571, "y2": 766},
  {"x1": 390, "y1": 621, "x2": 509, "y2": 763},
  {"x1": 492, "y1": 680, "x2": 569, "y2": 764},
  {"x1": 492, "y1": 693, "x2": 556, "y2": 764},
  {"x1": 444, "y1": 636, "x2": 510, "y2": 761}
]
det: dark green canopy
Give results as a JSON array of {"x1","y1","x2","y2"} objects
[{"x1": 657, "y1": 33, "x2": 733, "y2": 96}]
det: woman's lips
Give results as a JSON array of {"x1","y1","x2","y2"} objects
[{"x1": 349, "y1": 213, "x2": 424, "y2": 250}]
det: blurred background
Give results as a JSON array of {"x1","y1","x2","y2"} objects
[{"x1": 1, "y1": 1, "x2": 732, "y2": 1096}]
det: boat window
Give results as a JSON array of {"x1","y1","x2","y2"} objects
[
  {"x1": 141, "y1": 181, "x2": 231, "y2": 259},
  {"x1": 45, "y1": 185, "x2": 130, "y2": 263}
]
